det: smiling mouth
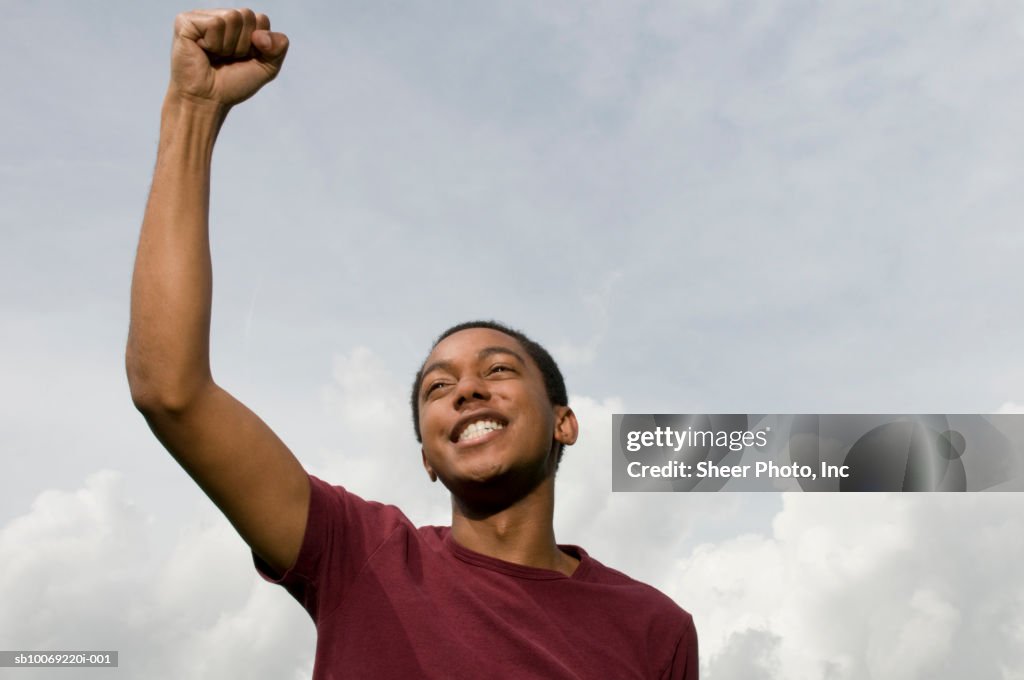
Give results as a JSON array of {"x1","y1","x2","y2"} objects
[{"x1": 456, "y1": 420, "x2": 506, "y2": 444}]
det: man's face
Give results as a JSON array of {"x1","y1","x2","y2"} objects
[{"x1": 417, "y1": 328, "x2": 577, "y2": 501}]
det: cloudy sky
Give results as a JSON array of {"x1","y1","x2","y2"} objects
[{"x1": 2, "y1": 1, "x2": 1024, "y2": 678}]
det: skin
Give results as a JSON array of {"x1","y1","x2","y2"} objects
[
  {"x1": 128, "y1": 9, "x2": 581, "y2": 577},
  {"x1": 127, "y1": 8, "x2": 307, "y2": 575},
  {"x1": 418, "y1": 328, "x2": 579, "y2": 575}
]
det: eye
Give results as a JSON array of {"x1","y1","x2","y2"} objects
[
  {"x1": 488, "y1": 364, "x2": 514, "y2": 375},
  {"x1": 424, "y1": 380, "x2": 449, "y2": 396}
]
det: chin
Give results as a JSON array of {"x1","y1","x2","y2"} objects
[{"x1": 455, "y1": 461, "x2": 510, "y2": 486}]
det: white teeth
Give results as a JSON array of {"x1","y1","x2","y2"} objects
[{"x1": 458, "y1": 420, "x2": 505, "y2": 443}]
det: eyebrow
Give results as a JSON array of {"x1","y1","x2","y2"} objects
[{"x1": 419, "y1": 346, "x2": 528, "y2": 392}]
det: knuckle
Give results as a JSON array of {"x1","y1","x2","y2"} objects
[{"x1": 219, "y1": 9, "x2": 241, "y2": 28}]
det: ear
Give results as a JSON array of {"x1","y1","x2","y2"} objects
[
  {"x1": 553, "y1": 406, "x2": 579, "y2": 447},
  {"x1": 421, "y1": 448, "x2": 438, "y2": 482}
]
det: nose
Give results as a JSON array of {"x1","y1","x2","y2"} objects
[{"x1": 454, "y1": 374, "x2": 490, "y2": 408}]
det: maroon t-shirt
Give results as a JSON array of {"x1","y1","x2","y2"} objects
[{"x1": 256, "y1": 474, "x2": 698, "y2": 679}]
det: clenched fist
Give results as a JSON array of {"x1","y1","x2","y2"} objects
[{"x1": 169, "y1": 8, "x2": 288, "y2": 108}]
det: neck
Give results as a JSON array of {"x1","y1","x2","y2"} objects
[{"x1": 449, "y1": 475, "x2": 578, "y2": 576}]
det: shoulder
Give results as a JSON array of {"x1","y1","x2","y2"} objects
[
  {"x1": 308, "y1": 474, "x2": 409, "y2": 522},
  {"x1": 579, "y1": 550, "x2": 679, "y2": 601},
  {"x1": 578, "y1": 549, "x2": 694, "y2": 628},
  {"x1": 300, "y1": 473, "x2": 423, "y2": 567},
  {"x1": 571, "y1": 550, "x2": 697, "y2": 678}
]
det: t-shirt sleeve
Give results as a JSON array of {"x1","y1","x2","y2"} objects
[
  {"x1": 253, "y1": 473, "x2": 409, "y2": 621},
  {"x1": 662, "y1": 613, "x2": 699, "y2": 680}
]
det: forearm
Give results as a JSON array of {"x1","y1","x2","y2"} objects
[{"x1": 127, "y1": 92, "x2": 229, "y2": 410}]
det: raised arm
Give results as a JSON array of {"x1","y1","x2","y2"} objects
[{"x1": 126, "y1": 8, "x2": 307, "y2": 574}]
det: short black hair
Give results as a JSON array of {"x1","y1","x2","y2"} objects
[{"x1": 410, "y1": 320, "x2": 569, "y2": 448}]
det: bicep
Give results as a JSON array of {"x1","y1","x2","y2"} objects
[{"x1": 141, "y1": 382, "x2": 309, "y2": 574}]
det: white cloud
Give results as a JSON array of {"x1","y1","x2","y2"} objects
[
  {"x1": 709, "y1": 628, "x2": 781, "y2": 680},
  {"x1": 670, "y1": 493, "x2": 1024, "y2": 679},
  {"x1": 0, "y1": 472, "x2": 314, "y2": 679},
  {"x1": 865, "y1": 588, "x2": 960, "y2": 679},
  {"x1": 0, "y1": 471, "x2": 150, "y2": 650}
]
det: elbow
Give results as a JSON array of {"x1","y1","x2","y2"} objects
[
  {"x1": 129, "y1": 382, "x2": 184, "y2": 416},
  {"x1": 126, "y1": 360, "x2": 209, "y2": 416},
  {"x1": 129, "y1": 380, "x2": 187, "y2": 416}
]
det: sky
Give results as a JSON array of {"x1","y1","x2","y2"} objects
[{"x1": 2, "y1": 1, "x2": 1023, "y2": 678}]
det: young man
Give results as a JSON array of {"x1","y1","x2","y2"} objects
[{"x1": 127, "y1": 9, "x2": 697, "y2": 679}]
